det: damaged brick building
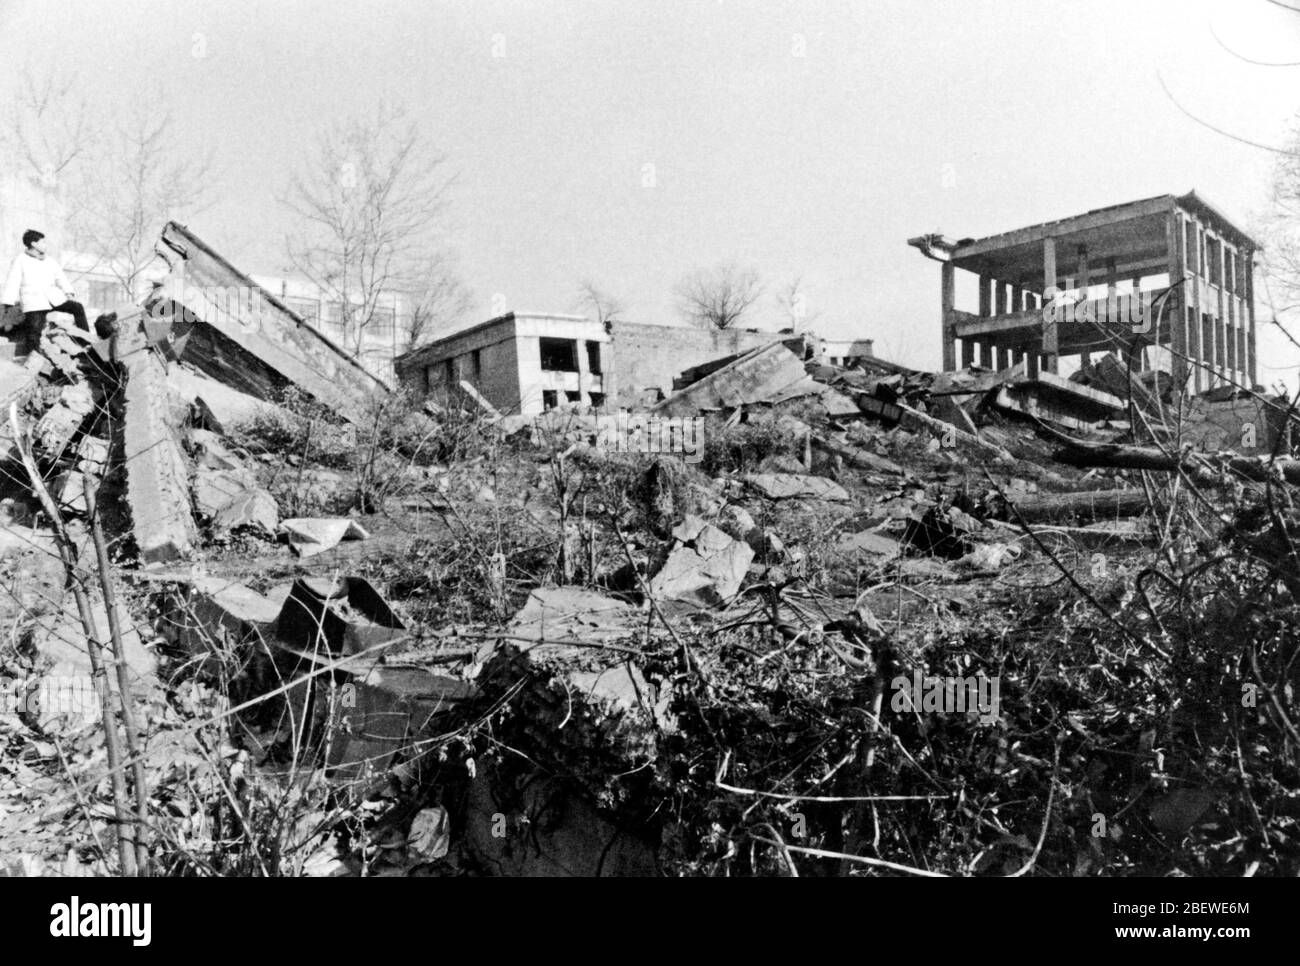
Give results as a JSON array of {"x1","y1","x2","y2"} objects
[
  {"x1": 394, "y1": 315, "x2": 873, "y2": 415},
  {"x1": 909, "y1": 190, "x2": 1258, "y2": 391}
]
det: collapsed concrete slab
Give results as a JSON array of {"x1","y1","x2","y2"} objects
[
  {"x1": 650, "y1": 516, "x2": 754, "y2": 608},
  {"x1": 994, "y1": 371, "x2": 1126, "y2": 431},
  {"x1": 744, "y1": 472, "x2": 850, "y2": 501},
  {"x1": 115, "y1": 312, "x2": 199, "y2": 564},
  {"x1": 653, "y1": 339, "x2": 817, "y2": 416},
  {"x1": 152, "y1": 222, "x2": 389, "y2": 423}
]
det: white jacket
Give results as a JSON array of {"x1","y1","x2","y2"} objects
[{"x1": 2, "y1": 252, "x2": 73, "y2": 312}]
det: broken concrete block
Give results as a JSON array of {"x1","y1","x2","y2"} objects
[
  {"x1": 117, "y1": 314, "x2": 198, "y2": 563},
  {"x1": 212, "y1": 487, "x2": 278, "y2": 537},
  {"x1": 33, "y1": 382, "x2": 95, "y2": 459},
  {"x1": 52, "y1": 436, "x2": 110, "y2": 514},
  {"x1": 188, "y1": 428, "x2": 243, "y2": 470},
  {"x1": 315, "y1": 665, "x2": 473, "y2": 778},
  {"x1": 407, "y1": 806, "x2": 451, "y2": 862},
  {"x1": 507, "y1": 587, "x2": 642, "y2": 649},
  {"x1": 280, "y1": 517, "x2": 370, "y2": 557},
  {"x1": 277, "y1": 576, "x2": 405, "y2": 659},
  {"x1": 193, "y1": 467, "x2": 258, "y2": 516},
  {"x1": 193, "y1": 467, "x2": 279, "y2": 536},
  {"x1": 743, "y1": 473, "x2": 850, "y2": 501},
  {"x1": 160, "y1": 575, "x2": 281, "y2": 660},
  {"x1": 650, "y1": 515, "x2": 753, "y2": 608},
  {"x1": 460, "y1": 588, "x2": 670, "y2": 874}
]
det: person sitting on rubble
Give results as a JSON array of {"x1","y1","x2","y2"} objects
[{"x1": 0, "y1": 229, "x2": 89, "y2": 355}]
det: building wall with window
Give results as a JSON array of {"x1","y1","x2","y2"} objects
[{"x1": 395, "y1": 312, "x2": 608, "y2": 416}]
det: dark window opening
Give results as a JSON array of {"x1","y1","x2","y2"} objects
[
  {"x1": 565, "y1": 391, "x2": 582, "y2": 404},
  {"x1": 444, "y1": 359, "x2": 454, "y2": 385},
  {"x1": 542, "y1": 390, "x2": 558, "y2": 410},
  {"x1": 471, "y1": 349, "x2": 482, "y2": 382},
  {"x1": 589, "y1": 392, "x2": 606, "y2": 408},
  {"x1": 540, "y1": 337, "x2": 579, "y2": 372},
  {"x1": 585, "y1": 341, "x2": 602, "y2": 374}
]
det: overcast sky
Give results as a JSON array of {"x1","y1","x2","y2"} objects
[{"x1": 1, "y1": 0, "x2": 1298, "y2": 378}]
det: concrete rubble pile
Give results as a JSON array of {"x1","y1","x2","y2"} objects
[{"x1": 3, "y1": 216, "x2": 1297, "y2": 877}]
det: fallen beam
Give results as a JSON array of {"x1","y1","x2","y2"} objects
[
  {"x1": 896, "y1": 403, "x2": 1016, "y2": 462},
  {"x1": 1008, "y1": 488, "x2": 1150, "y2": 524},
  {"x1": 115, "y1": 313, "x2": 198, "y2": 563},
  {"x1": 812, "y1": 434, "x2": 906, "y2": 476},
  {"x1": 1041, "y1": 421, "x2": 1300, "y2": 487},
  {"x1": 154, "y1": 221, "x2": 389, "y2": 424}
]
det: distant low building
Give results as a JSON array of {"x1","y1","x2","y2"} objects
[
  {"x1": 396, "y1": 312, "x2": 609, "y2": 416},
  {"x1": 817, "y1": 338, "x2": 876, "y2": 367},
  {"x1": 395, "y1": 312, "x2": 873, "y2": 415}
]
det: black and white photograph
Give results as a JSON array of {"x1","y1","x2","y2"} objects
[{"x1": 0, "y1": 0, "x2": 1294, "y2": 931}]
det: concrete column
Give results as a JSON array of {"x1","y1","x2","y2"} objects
[
  {"x1": 1042, "y1": 237, "x2": 1059, "y2": 373},
  {"x1": 941, "y1": 261, "x2": 955, "y2": 371},
  {"x1": 1167, "y1": 212, "x2": 1188, "y2": 390}
]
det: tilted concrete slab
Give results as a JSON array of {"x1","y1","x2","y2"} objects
[
  {"x1": 996, "y1": 370, "x2": 1126, "y2": 431},
  {"x1": 151, "y1": 222, "x2": 389, "y2": 423},
  {"x1": 653, "y1": 340, "x2": 815, "y2": 416},
  {"x1": 115, "y1": 311, "x2": 198, "y2": 563}
]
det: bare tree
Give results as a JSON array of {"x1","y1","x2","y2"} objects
[
  {"x1": 0, "y1": 66, "x2": 98, "y2": 189},
  {"x1": 282, "y1": 102, "x2": 461, "y2": 356},
  {"x1": 675, "y1": 262, "x2": 763, "y2": 330},
  {"x1": 774, "y1": 273, "x2": 820, "y2": 331},
  {"x1": 71, "y1": 99, "x2": 212, "y2": 300},
  {"x1": 404, "y1": 250, "x2": 473, "y2": 349},
  {"x1": 575, "y1": 279, "x2": 625, "y2": 326}
]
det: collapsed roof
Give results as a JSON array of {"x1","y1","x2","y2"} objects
[{"x1": 151, "y1": 222, "x2": 389, "y2": 423}]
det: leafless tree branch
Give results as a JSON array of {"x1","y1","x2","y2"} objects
[
  {"x1": 675, "y1": 262, "x2": 763, "y2": 330},
  {"x1": 575, "y1": 280, "x2": 625, "y2": 326},
  {"x1": 281, "y1": 102, "x2": 463, "y2": 358}
]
